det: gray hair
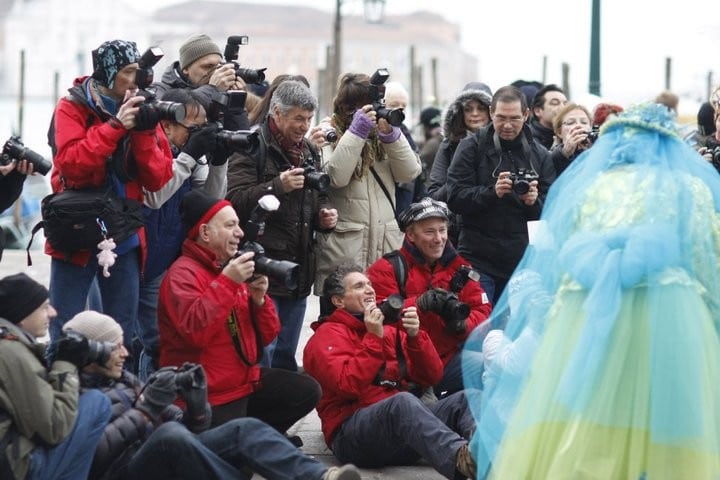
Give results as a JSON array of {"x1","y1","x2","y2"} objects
[
  {"x1": 322, "y1": 263, "x2": 364, "y2": 299},
  {"x1": 269, "y1": 80, "x2": 318, "y2": 116}
]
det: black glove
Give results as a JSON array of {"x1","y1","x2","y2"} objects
[
  {"x1": 136, "y1": 369, "x2": 178, "y2": 422},
  {"x1": 176, "y1": 362, "x2": 211, "y2": 432},
  {"x1": 416, "y1": 288, "x2": 451, "y2": 314},
  {"x1": 134, "y1": 104, "x2": 160, "y2": 131},
  {"x1": 207, "y1": 141, "x2": 229, "y2": 166},
  {"x1": 54, "y1": 331, "x2": 91, "y2": 368},
  {"x1": 182, "y1": 125, "x2": 218, "y2": 161}
]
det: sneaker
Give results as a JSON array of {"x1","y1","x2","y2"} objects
[
  {"x1": 285, "y1": 434, "x2": 304, "y2": 448},
  {"x1": 322, "y1": 464, "x2": 361, "y2": 480},
  {"x1": 455, "y1": 443, "x2": 477, "y2": 479}
]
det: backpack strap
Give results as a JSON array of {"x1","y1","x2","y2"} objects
[{"x1": 382, "y1": 250, "x2": 408, "y2": 297}]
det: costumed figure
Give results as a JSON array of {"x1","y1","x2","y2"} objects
[{"x1": 462, "y1": 103, "x2": 720, "y2": 479}]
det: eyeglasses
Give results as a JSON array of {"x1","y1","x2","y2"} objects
[
  {"x1": 561, "y1": 118, "x2": 590, "y2": 127},
  {"x1": 493, "y1": 115, "x2": 525, "y2": 124}
]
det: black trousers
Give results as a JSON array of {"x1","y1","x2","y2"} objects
[{"x1": 210, "y1": 367, "x2": 322, "y2": 434}]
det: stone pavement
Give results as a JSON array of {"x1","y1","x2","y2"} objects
[{"x1": 0, "y1": 249, "x2": 446, "y2": 479}]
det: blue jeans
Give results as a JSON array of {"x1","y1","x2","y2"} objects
[
  {"x1": 263, "y1": 296, "x2": 307, "y2": 371},
  {"x1": 49, "y1": 248, "x2": 140, "y2": 356},
  {"x1": 137, "y1": 272, "x2": 164, "y2": 382},
  {"x1": 434, "y1": 349, "x2": 464, "y2": 398},
  {"x1": 127, "y1": 418, "x2": 327, "y2": 480},
  {"x1": 331, "y1": 391, "x2": 474, "y2": 479},
  {"x1": 27, "y1": 390, "x2": 111, "y2": 480}
]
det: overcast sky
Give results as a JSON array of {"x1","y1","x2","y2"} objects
[{"x1": 105, "y1": 0, "x2": 720, "y2": 113}]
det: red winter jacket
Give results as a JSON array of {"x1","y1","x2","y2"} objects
[
  {"x1": 367, "y1": 238, "x2": 492, "y2": 366},
  {"x1": 303, "y1": 308, "x2": 443, "y2": 446},
  {"x1": 158, "y1": 240, "x2": 280, "y2": 406},
  {"x1": 46, "y1": 76, "x2": 173, "y2": 266}
]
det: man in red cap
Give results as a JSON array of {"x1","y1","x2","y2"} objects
[{"x1": 157, "y1": 189, "x2": 321, "y2": 442}]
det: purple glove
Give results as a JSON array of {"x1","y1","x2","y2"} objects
[
  {"x1": 348, "y1": 109, "x2": 375, "y2": 139},
  {"x1": 377, "y1": 126, "x2": 401, "y2": 144}
]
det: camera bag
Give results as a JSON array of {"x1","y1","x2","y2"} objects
[{"x1": 26, "y1": 187, "x2": 144, "y2": 261}]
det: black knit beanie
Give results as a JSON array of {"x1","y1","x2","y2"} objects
[{"x1": 0, "y1": 273, "x2": 49, "y2": 324}]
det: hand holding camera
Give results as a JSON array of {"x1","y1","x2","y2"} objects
[
  {"x1": 209, "y1": 63, "x2": 238, "y2": 92},
  {"x1": 116, "y1": 90, "x2": 144, "y2": 129},
  {"x1": 136, "y1": 369, "x2": 178, "y2": 422},
  {"x1": 348, "y1": 106, "x2": 377, "y2": 139},
  {"x1": 175, "y1": 363, "x2": 209, "y2": 417},
  {"x1": 182, "y1": 124, "x2": 220, "y2": 162},
  {"x1": 1, "y1": 136, "x2": 50, "y2": 176},
  {"x1": 280, "y1": 167, "x2": 306, "y2": 193},
  {"x1": 416, "y1": 288, "x2": 470, "y2": 335},
  {"x1": 55, "y1": 330, "x2": 116, "y2": 368}
]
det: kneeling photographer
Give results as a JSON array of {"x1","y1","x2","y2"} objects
[
  {"x1": 65, "y1": 310, "x2": 356, "y2": 480},
  {"x1": 46, "y1": 39, "x2": 173, "y2": 364},
  {"x1": 550, "y1": 102, "x2": 597, "y2": 176},
  {"x1": 226, "y1": 79, "x2": 338, "y2": 372},
  {"x1": 367, "y1": 198, "x2": 492, "y2": 397}
]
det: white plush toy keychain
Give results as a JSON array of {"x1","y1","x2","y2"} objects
[{"x1": 96, "y1": 219, "x2": 117, "y2": 277}]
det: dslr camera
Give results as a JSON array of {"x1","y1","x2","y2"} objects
[
  {"x1": 510, "y1": 168, "x2": 539, "y2": 195},
  {"x1": 1, "y1": 136, "x2": 52, "y2": 176},
  {"x1": 223, "y1": 35, "x2": 267, "y2": 85},
  {"x1": 709, "y1": 146, "x2": 720, "y2": 168},
  {"x1": 369, "y1": 68, "x2": 405, "y2": 127},
  {"x1": 234, "y1": 195, "x2": 300, "y2": 290},
  {"x1": 135, "y1": 47, "x2": 186, "y2": 129},
  {"x1": 62, "y1": 330, "x2": 117, "y2": 366},
  {"x1": 417, "y1": 288, "x2": 470, "y2": 335},
  {"x1": 301, "y1": 164, "x2": 330, "y2": 193},
  {"x1": 378, "y1": 293, "x2": 405, "y2": 324},
  {"x1": 206, "y1": 90, "x2": 260, "y2": 154}
]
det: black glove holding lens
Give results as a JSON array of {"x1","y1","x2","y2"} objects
[
  {"x1": 182, "y1": 124, "x2": 219, "y2": 162},
  {"x1": 54, "y1": 331, "x2": 92, "y2": 368},
  {"x1": 416, "y1": 287, "x2": 470, "y2": 335}
]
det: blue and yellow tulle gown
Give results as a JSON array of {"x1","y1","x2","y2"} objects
[{"x1": 462, "y1": 104, "x2": 720, "y2": 479}]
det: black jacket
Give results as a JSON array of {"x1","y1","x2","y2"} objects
[
  {"x1": 225, "y1": 121, "x2": 333, "y2": 298},
  {"x1": 446, "y1": 124, "x2": 556, "y2": 279}
]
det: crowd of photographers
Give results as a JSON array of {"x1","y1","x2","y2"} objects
[{"x1": 1, "y1": 30, "x2": 716, "y2": 479}]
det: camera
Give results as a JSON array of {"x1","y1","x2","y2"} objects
[
  {"x1": 378, "y1": 294, "x2": 405, "y2": 324},
  {"x1": 417, "y1": 289, "x2": 470, "y2": 335},
  {"x1": 302, "y1": 164, "x2": 330, "y2": 192},
  {"x1": 223, "y1": 35, "x2": 267, "y2": 85},
  {"x1": 583, "y1": 124, "x2": 600, "y2": 146},
  {"x1": 215, "y1": 129, "x2": 260, "y2": 152},
  {"x1": 709, "y1": 146, "x2": 720, "y2": 167},
  {"x1": 510, "y1": 168, "x2": 539, "y2": 195},
  {"x1": 321, "y1": 126, "x2": 338, "y2": 143},
  {"x1": 135, "y1": 47, "x2": 186, "y2": 128},
  {"x1": 1, "y1": 136, "x2": 52, "y2": 176},
  {"x1": 207, "y1": 90, "x2": 247, "y2": 131},
  {"x1": 62, "y1": 330, "x2": 116, "y2": 366},
  {"x1": 369, "y1": 68, "x2": 405, "y2": 127},
  {"x1": 234, "y1": 195, "x2": 300, "y2": 290}
]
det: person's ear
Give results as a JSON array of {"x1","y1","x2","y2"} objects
[{"x1": 331, "y1": 294, "x2": 344, "y2": 309}]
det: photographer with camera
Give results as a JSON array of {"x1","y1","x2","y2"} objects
[
  {"x1": 151, "y1": 34, "x2": 251, "y2": 132},
  {"x1": 226, "y1": 80, "x2": 337, "y2": 371},
  {"x1": 447, "y1": 85, "x2": 556, "y2": 304},
  {"x1": 0, "y1": 273, "x2": 111, "y2": 480},
  {"x1": 47, "y1": 39, "x2": 173, "y2": 362},
  {"x1": 303, "y1": 263, "x2": 477, "y2": 479},
  {"x1": 367, "y1": 198, "x2": 492, "y2": 397},
  {"x1": 157, "y1": 190, "x2": 321, "y2": 439},
  {"x1": 136, "y1": 88, "x2": 229, "y2": 380},
  {"x1": 698, "y1": 107, "x2": 720, "y2": 173},
  {"x1": 314, "y1": 71, "x2": 421, "y2": 310},
  {"x1": 549, "y1": 102, "x2": 595, "y2": 176},
  {"x1": 65, "y1": 311, "x2": 358, "y2": 480}
]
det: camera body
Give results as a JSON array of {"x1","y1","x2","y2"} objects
[
  {"x1": 302, "y1": 164, "x2": 330, "y2": 192},
  {"x1": 1, "y1": 136, "x2": 52, "y2": 176},
  {"x1": 710, "y1": 146, "x2": 720, "y2": 167},
  {"x1": 378, "y1": 293, "x2": 405, "y2": 324},
  {"x1": 510, "y1": 168, "x2": 539, "y2": 195},
  {"x1": 235, "y1": 195, "x2": 300, "y2": 290},
  {"x1": 369, "y1": 68, "x2": 405, "y2": 127},
  {"x1": 62, "y1": 330, "x2": 116, "y2": 366},
  {"x1": 583, "y1": 124, "x2": 600, "y2": 146},
  {"x1": 223, "y1": 35, "x2": 267, "y2": 85},
  {"x1": 321, "y1": 126, "x2": 338, "y2": 143},
  {"x1": 135, "y1": 47, "x2": 186, "y2": 128}
]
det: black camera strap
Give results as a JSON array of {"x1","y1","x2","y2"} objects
[
  {"x1": 370, "y1": 167, "x2": 396, "y2": 218},
  {"x1": 226, "y1": 306, "x2": 264, "y2": 368},
  {"x1": 372, "y1": 331, "x2": 407, "y2": 390}
]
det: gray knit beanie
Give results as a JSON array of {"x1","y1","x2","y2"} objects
[
  {"x1": 63, "y1": 310, "x2": 123, "y2": 344},
  {"x1": 179, "y1": 34, "x2": 222, "y2": 70}
]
